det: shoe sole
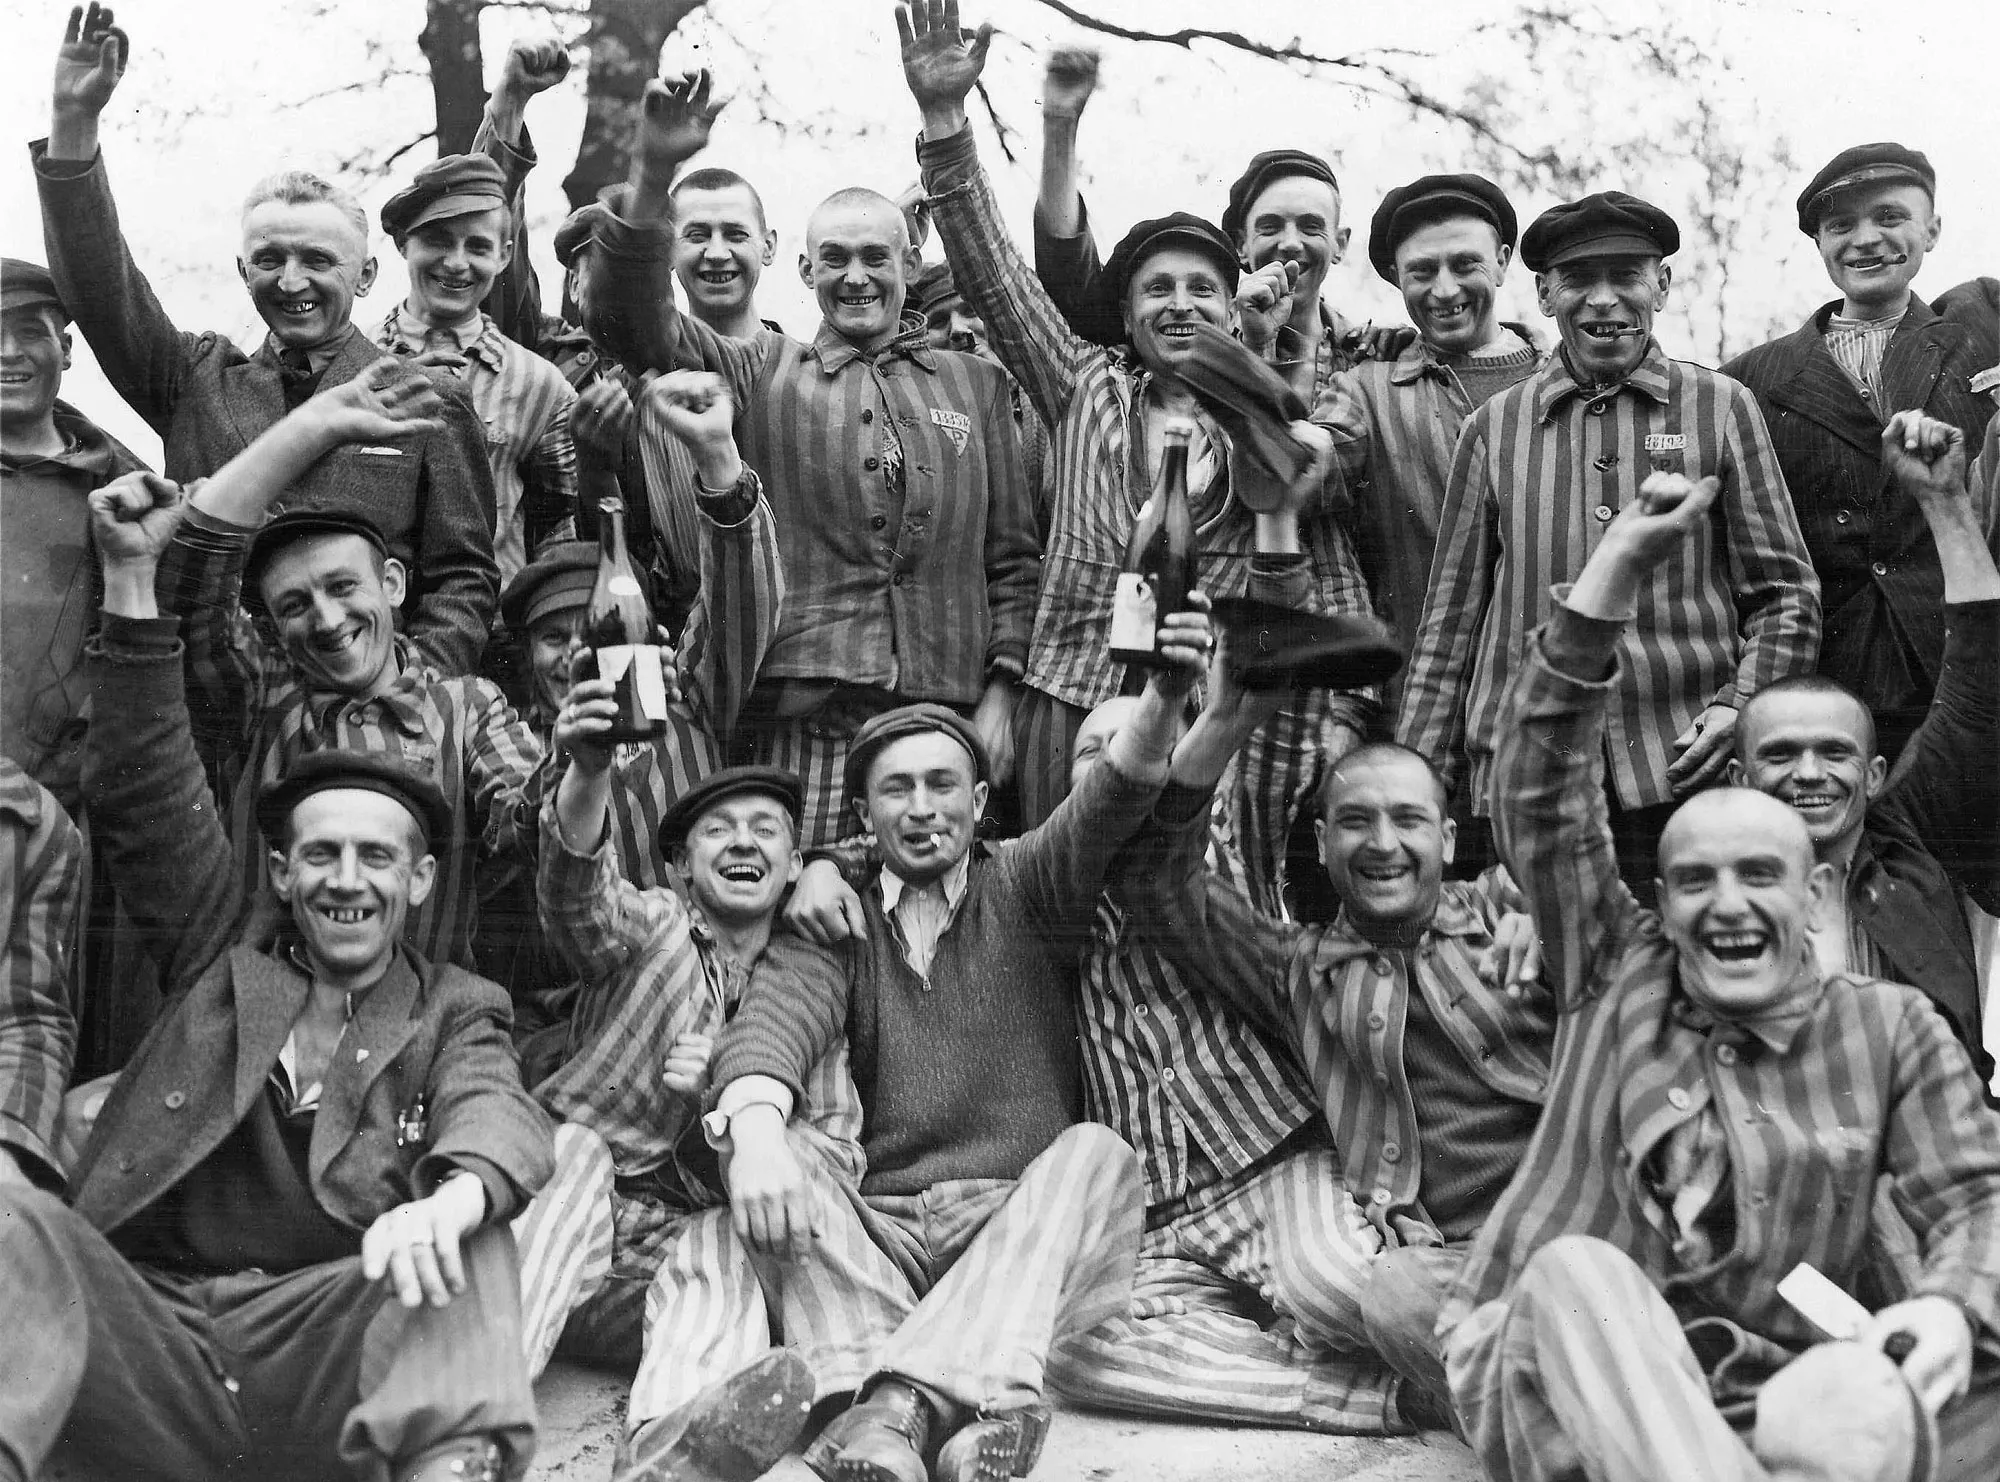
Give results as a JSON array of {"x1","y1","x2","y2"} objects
[{"x1": 619, "y1": 1351, "x2": 815, "y2": 1482}]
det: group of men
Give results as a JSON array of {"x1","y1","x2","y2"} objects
[{"x1": 3, "y1": 2, "x2": 1997, "y2": 1480}]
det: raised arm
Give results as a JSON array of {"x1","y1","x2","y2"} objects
[
  {"x1": 473, "y1": 35, "x2": 570, "y2": 352},
  {"x1": 904, "y1": 1, "x2": 1099, "y2": 432},
  {"x1": 1030, "y1": 44, "x2": 1122, "y2": 347}
]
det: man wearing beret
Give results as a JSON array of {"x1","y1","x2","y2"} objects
[
  {"x1": 898, "y1": 6, "x2": 1372, "y2": 869},
  {"x1": 1399, "y1": 190, "x2": 1820, "y2": 893},
  {"x1": 0, "y1": 418, "x2": 555, "y2": 1480},
  {"x1": 147, "y1": 369, "x2": 545, "y2": 985},
  {"x1": 1724, "y1": 143, "x2": 1998, "y2": 765},
  {"x1": 374, "y1": 152, "x2": 580, "y2": 588},
  {"x1": 34, "y1": 6, "x2": 502, "y2": 677},
  {"x1": 562, "y1": 72, "x2": 1040, "y2": 854},
  {"x1": 701, "y1": 567, "x2": 1213, "y2": 1480},
  {"x1": 1, "y1": 256, "x2": 146, "y2": 812},
  {"x1": 1296, "y1": 174, "x2": 1545, "y2": 735}
]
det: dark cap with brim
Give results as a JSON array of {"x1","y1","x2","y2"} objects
[
  {"x1": 257, "y1": 749, "x2": 454, "y2": 851},
  {"x1": 2, "y1": 259, "x2": 68, "y2": 322},
  {"x1": 1180, "y1": 323, "x2": 1312, "y2": 495},
  {"x1": 842, "y1": 703, "x2": 990, "y2": 802},
  {"x1": 1519, "y1": 191, "x2": 1679, "y2": 273},
  {"x1": 500, "y1": 540, "x2": 596, "y2": 633},
  {"x1": 1368, "y1": 173, "x2": 1518, "y2": 282},
  {"x1": 1221, "y1": 149, "x2": 1340, "y2": 243},
  {"x1": 1796, "y1": 142, "x2": 1936, "y2": 234},
  {"x1": 1211, "y1": 598, "x2": 1404, "y2": 692},
  {"x1": 1100, "y1": 213, "x2": 1242, "y2": 324},
  {"x1": 658, "y1": 764, "x2": 804, "y2": 854},
  {"x1": 243, "y1": 509, "x2": 391, "y2": 614},
  {"x1": 381, "y1": 154, "x2": 510, "y2": 243}
]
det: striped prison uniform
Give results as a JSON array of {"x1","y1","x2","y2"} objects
[
  {"x1": 510, "y1": 802, "x2": 891, "y2": 1427},
  {"x1": 1441, "y1": 601, "x2": 2000, "y2": 1480},
  {"x1": 0, "y1": 758, "x2": 82, "y2": 1190},
  {"x1": 918, "y1": 121, "x2": 1373, "y2": 910},
  {"x1": 374, "y1": 305, "x2": 578, "y2": 583},
  {"x1": 158, "y1": 505, "x2": 545, "y2": 971},
  {"x1": 474, "y1": 464, "x2": 784, "y2": 1018},
  {"x1": 707, "y1": 756, "x2": 1164, "y2": 1410},
  {"x1": 1398, "y1": 339, "x2": 1821, "y2": 815}
]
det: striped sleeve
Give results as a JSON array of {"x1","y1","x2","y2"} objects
[
  {"x1": 1490, "y1": 607, "x2": 1643, "y2": 1011},
  {"x1": 461, "y1": 679, "x2": 547, "y2": 864},
  {"x1": 706, "y1": 930, "x2": 854, "y2": 1111},
  {"x1": 1713, "y1": 380, "x2": 1820, "y2": 704},
  {"x1": 534, "y1": 796, "x2": 685, "y2": 986},
  {"x1": 678, "y1": 464, "x2": 786, "y2": 748},
  {"x1": 1396, "y1": 411, "x2": 1496, "y2": 798},
  {"x1": 976, "y1": 361, "x2": 1039, "y2": 676},
  {"x1": 0, "y1": 766, "x2": 82, "y2": 1186}
]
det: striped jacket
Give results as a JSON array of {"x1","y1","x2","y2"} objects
[
  {"x1": 160, "y1": 509, "x2": 545, "y2": 971},
  {"x1": 375, "y1": 306, "x2": 579, "y2": 583},
  {"x1": 1126, "y1": 781, "x2": 1553, "y2": 1246},
  {"x1": 1397, "y1": 342, "x2": 1821, "y2": 812},
  {"x1": 0, "y1": 759, "x2": 81, "y2": 1189},
  {"x1": 918, "y1": 124, "x2": 1372, "y2": 723},
  {"x1": 1444, "y1": 605, "x2": 2000, "y2": 1395}
]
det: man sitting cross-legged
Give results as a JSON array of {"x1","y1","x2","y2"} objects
[
  {"x1": 0, "y1": 464, "x2": 554, "y2": 1482},
  {"x1": 1441, "y1": 462, "x2": 2000, "y2": 1482},
  {"x1": 699, "y1": 610, "x2": 1217, "y2": 1481}
]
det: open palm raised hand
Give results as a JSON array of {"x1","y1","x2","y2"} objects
[
  {"x1": 896, "y1": 0, "x2": 993, "y2": 115},
  {"x1": 53, "y1": 3, "x2": 128, "y2": 117},
  {"x1": 636, "y1": 70, "x2": 728, "y2": 176}
]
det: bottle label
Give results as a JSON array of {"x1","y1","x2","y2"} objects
[
  {"x1": 596, "y1": 644, "x2": 672, "y2": 721},
  {"x1": 608, "y1": 574, "x2": 644, "y2": 598},
  {"x1": 1108, "y1": 571, "x2": 1158, "y2": 653}
]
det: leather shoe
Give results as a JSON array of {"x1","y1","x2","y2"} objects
[
  {"x1": 394, "y1": 1435, "x2": 505, "y2": 1482},
  {"x1": 933, "y1": 1402, "x2": 1051, "y2": 1482},
  {"x1": 612, "y1": 1349, "x2": 815, "y2": 1482},
  {"x1": 803, "y1": 1378, "x2": 937, "y2": 1482}
]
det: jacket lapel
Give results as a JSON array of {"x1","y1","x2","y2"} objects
[
  {"x1": 1880, "y1": 298, "x2": 1948, "y2": 415},
  {"x1": 1766, "y1": 313, "x2": 1880, "y2": 459},
  {"x1": 309, "y1": 949, "x2": 426, "y2": 1186},
  {"x1": 231, "y1": 944, "x2": 311, "y2": 1121},
  {"x1": 320, "y1": 324, "x2": 393, "y2": 389},
  {"x1": 220, "y1": 349, "x2": 291, "y2": 461}
]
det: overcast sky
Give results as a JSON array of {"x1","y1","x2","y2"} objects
[{"x1": 2, "y1": 0, "x2": 1992, "y2": 463}]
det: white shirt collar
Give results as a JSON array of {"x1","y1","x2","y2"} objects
[{"x1": 878, "y1": 849, "x2": 972, "y2": 914}]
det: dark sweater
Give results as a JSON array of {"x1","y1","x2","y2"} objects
[{"x1": 708, "y1": 757, "x2": 1160, "y2": 1195}]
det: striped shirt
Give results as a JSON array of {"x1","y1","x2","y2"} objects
[
  {"x1": 162, "y1": 509, "x2": 545, "y2": 970},
  {"x1": 1397, "y1": 342, "x2": 1821, "y2": 811},
  {"x1": 1125, "y1": 781, "x2": 1554, "y2": 1246},
  {"x1": 1444, "y1": 605, "x2": 2000, "y2": 1387},
  {"x1": 376, "y1": 305, "x2": 578, "y2": 583},
  {"x1": 919, "y1": 124, "x2": 1373, "y2": 723},
  {"x1": 1824, "y1": 310, "x2": 1906, "y2": 405},
  {"x1": 1312, "y1": 328, "x2": 1546, "y2": 711},
  {"x1": 0, "y1": 759, "x2": 81, "y2": 1188}
]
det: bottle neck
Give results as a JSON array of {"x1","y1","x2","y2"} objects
[{"x1": 598, "y1": 501, "x2": 630, "y2": 566}]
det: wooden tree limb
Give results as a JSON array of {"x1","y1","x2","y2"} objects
[{"x1": 419, "y1": 0, "x2": 489, "y2": 156}]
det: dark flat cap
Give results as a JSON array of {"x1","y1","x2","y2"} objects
[
  {"x1": 2, "y1": 259, "x2": 68, "y2": 322},
  {"x1": 244, "y1": 509, "x2": 391, "y2": 608},
  {"x1": 843, "y1": 703, "x2": 989, "y2": 802},
  {"x1": 554, "y1": 198, "x2": 616, "y2": 270},
  {"x1": 1211, "y1": 598, "x2": 1404, "y2": 692},
  {"x1": 1101, "y1": 213, "x2": 1241, "y2": 322},
  {"x1": 659, "y1": 764, "x2": 803, "y2": 852},
  {"x1": 1221, "y1": 149, "x2": 1340, "y2": 243},
  {"x1": 501, "y1": 540, "x2": 596, "y2": 633},
  {"x1": 1519, "y1": 191, "x2": 1679, "y2": 273},
  {"x1": 381, "y1": 154, "x2": 510, "y2": 243},
  {"x1": 1368, "y1": 173, "x2": 1518, "y2": 283},
  {"x1": 1797, "y1": 143, "x2": 1936, "y2": 234},
  {"x1": 1180, "y1": 323, "x2": 1312, "y2": 497},
  {"x1": 257, "y1": 749, "x2": 454, "y2": 851}
]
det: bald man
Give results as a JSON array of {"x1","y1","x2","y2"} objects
[
  {"x1": 1440, "y1": 470, "x2": 2000, "y2": 1482},
  {"x1": 569, "y1": 73, "x2": 1038, "y2": 845}
]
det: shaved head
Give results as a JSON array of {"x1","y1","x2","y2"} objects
[
  {"x1": 1658, "y1": 787, "x2": 1815, "y2": 877},
  {"x1": 807, "y1": 188, "x2": 910, "y2": 251}
]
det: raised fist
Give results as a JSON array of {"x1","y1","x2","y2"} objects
[
  {"x1": 1042, "y1": 44, "x2": 1100, "y2": 120},
  {"x1": 87, "y1": 471, "x2": 183, "y2": 569},
  {"x1": 500, "y1": 36, "x2": 571, "y2": 98}
]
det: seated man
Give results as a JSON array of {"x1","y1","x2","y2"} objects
[
  {"x1": 35, "y1": 6, "x2": 499, "y2": 673},
  {"x1": 1398, "y1": 189, "x2": 1821, "y2": 892},
  {"x1": 703, "y1": 614, "x2": 1214, "y2": 1480},
  {"x1": 1, "y1": 257, "x2": 146, "y2": 811},
  {"x1": 573, "y1": 71, "x2": 1039, "y2": 847},
  {"x1": 156, "y1": 367, "x2": 544, "y2": 974},
  {"x1": 0, "y1": 755, "x2": 83, "y2": 1197},
  {"x1": 1443, "y1": 465, "x2": 2000, "y2": 1482},
  {"x1": 0, "y1": 466, "x2": 555, "y2": 1482},
  {"x1": 1728, "y1": 410, "x2": 2000, "y2": 1088}
]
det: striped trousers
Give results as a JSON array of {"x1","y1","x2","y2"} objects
[
  {"x1": 742, "y1": 691, "x2": 905, "y2": 849},
  {"x1": 1046, "y1": 1148, "x2": 1403, "y2": 1434},
  {"x1": 1446, "y1": 1235, "x2": 2000, "y2": 1482}
]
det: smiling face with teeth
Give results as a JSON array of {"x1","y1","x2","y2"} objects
[
  {"x1": 237, "y1": 199, "x2": 377, "y2": 352},
  {"x1": 0, "y1": 304, "x2": 70, "y2": 437},
  {"x1": 1239, "y1": 174, "x2": 1348, "y2": 315},
  {"x1": 1814, "y1": 182, "x2": 1939, "y2": 320},
  {"x1": 673, "y1": 183, "x2": 777, "y2": 326},
  {"x1": 1394, "y1": 216, "x2": 1512, "y2": 358},
  {"x1": 1656, "y1": 789, "x2": 1835, "y2": 1018},
  {"x1": 1314, "y1": 747, "x2": 1456, "y2": 937},
  {"x1": 800, "y1": 192, "x2": 920, "y2": 350},
  {"x1": 1731, "y1": 683, "x2": 1886, "y2": 854},
  {"x1": 1537, "y1": 253, "x2": 1669, "y2": 387},
  {"x1": 258, "y1": 532, "x2": 406, "y2": 700},
  {"x1": 859, "y1": 731, "x2": 988, "y2": 889},
  {"x1": 1123, "y1": 246, "x2": 1235, "y2": 380},
  {"x1": 269, "y1": 788, "x2": 436, "y2": 992},
  {"x1": 672, "y1": 792, "x2": 801, "y2": 928},
  {"x1": 402, "y1": 207, "x2": 513, "y2": 326}
]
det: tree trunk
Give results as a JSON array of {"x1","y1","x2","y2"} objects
[
  {"x1": 562, "y1": 0, "x2": 708, "y2": 210},
  {"x1": 420, "y1": 0, "x2": 489, "y2": 157}
]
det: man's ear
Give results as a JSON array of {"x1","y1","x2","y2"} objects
[
  {"x1": 1861, "y1": 752, "x2": 1890, "y2": 804},
  {"x1": 1803, "y1": 858, "x2": 1837, "y2": 932},
  {"x1": 1439, "y1": 816, "x2": 1457, "y2": 866},
  {"x1": 406, "y1": 851, "x2": 438, "y2": 909},
  {"x1": 1314, "y1": 816, "x2": 1331, "y2": 869},
  {"x1": 495, "y1": 235, "x2": 516, "y2": 273},
  {"x1": 268, "y1": 847, "x2": 294, "y2": 902},
  {"x1": 1332, "y1": 223, "x2": 1352, "y2": 264},
  {"x1": 1535, "y1": 272, "x2": 1556, "y2": 318},
  {"x1": 1726, "y1": 757, "x2": 1747, "y2": 786},
  {"x1": 356, "y1": 255, "x2": 378, "y2": 297},
  {"x1": 760, "y1": 228, "x2": 778, "y2": 267},
  {"x1": 971, "y1": 779, "x2": 991, "y2": 821},
  {"x1": 1493, "y1": 242, "x2": 1514, "y2": 283},
  {"x1": 381, "y1": 556, "x2": 409, "y2": 610},
  {"x1": 783, "y1": 848, "x2": 804, "y2": 887},
  {"x1": 850, "y1": 793, "x2": 873, "y2": 832},
  {"x1": 60, "y1": 329, "x2": 73, "y2": 374},
  {"x1": 798, "y1": 253, "x2": 815, "y2": 291},
  {"x1": 1654, "y1": 262, "x2": 1672, "y2": 307},
  {"x1": 237, "y1": 257, "x2": 251, "y2": 288},
  {"x1": 1924, "y1": 210, "x2": 1942, "y2": 251}
]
